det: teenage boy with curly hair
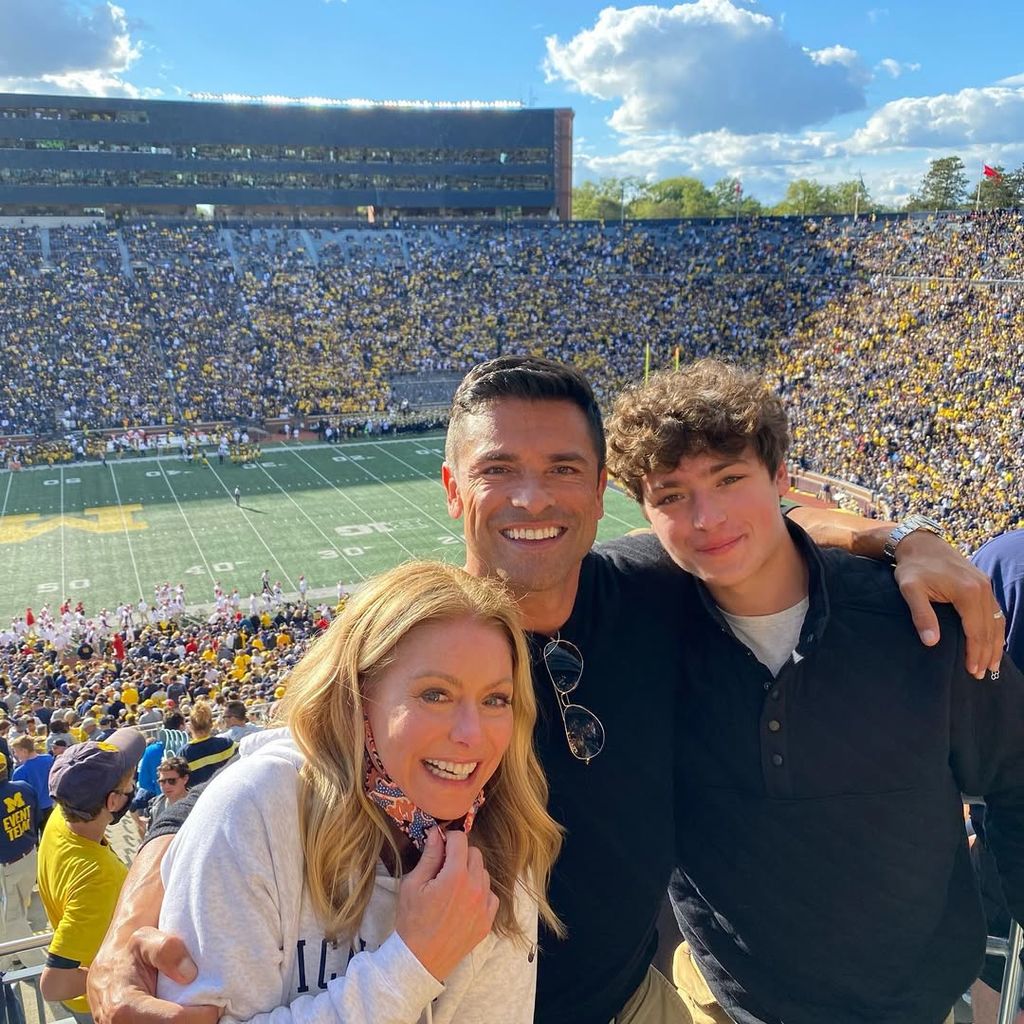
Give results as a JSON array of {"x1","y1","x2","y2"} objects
[{"x1": 606, "y1": 359, "x2": 1024, "y2": 1024}]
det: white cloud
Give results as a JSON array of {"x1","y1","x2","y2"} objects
[
  {"x1": 811, "y1": 45, "x2": 861, "y2": 70},
  {"x1": 544, "y1": 0, "x2": 867, "y2": 135},
  {"x1": 866, "y1": 169, "x2": 920, "y2": 206},
  {"x1": 0, "y1": 0, "x2": 146, "y2": 97},
  {"x1": 849, "y1": 85, "x2": 1024, "y2": 151},
  {"x1": 866, "y1": 8, "x2": 889, "y2": 24},
  {"x1": 876, "y1": 57, "x2": 921, "y2": 79},
  {"x1": 555, "y1": 10, "x2": 1024, "y2": 205},
  {"x1": 575, "y1": 126, "x2": 839, "y2": 186}
]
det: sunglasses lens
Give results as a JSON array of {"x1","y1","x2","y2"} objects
[
  {"x1": 563, "y1": 704, "x2": 605, "y2": 762},
  {"x1": 545, "y1": 643, "x2": 582, "y2": 695}
]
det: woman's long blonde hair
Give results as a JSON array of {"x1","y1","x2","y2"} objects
[{"x1": 279, "y1": 560, "x2": 563, "y2": 943}]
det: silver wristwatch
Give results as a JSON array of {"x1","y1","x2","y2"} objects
[{"x1": 883, "y1": 514, "x2": 945, "y2": 564}]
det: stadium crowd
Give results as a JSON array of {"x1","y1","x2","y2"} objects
[
  {"x1": 773, "y1": 212, "x2": 1024, "y2": 551},
  {"x1": 0, "y1": 585, "x2": 336, "y2": 753},
  {"x1": 1, "y1": 212, "x2": 1023, "y2": 553}
]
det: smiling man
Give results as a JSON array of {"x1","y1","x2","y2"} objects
[
  {"x1": 441, "y1": 370, "x2": 609, "y2": 634},
  {"x1": 440, "y1": 357, "x2": 690, "y2": 1022},
  {"x1": 606, "y1": 359, "x2": 1024, "y2": 1024}
]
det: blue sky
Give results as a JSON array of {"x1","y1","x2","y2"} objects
[{"x1": 3, "y1": 0, "x2": 1023, "y2": 204}]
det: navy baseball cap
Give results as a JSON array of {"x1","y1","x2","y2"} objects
[{"x1": 48, "y1": 727, "x2": 146, "y2": 815}]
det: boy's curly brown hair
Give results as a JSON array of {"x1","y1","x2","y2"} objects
[{"x1": 606, "y1": 358, "x2": 790, "y2": 502}]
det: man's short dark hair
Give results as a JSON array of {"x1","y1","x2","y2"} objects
[
  {"x1": 446, "y1": 355, "x2": 606, "y2": 469},
  {"x1": 164, "y1": 711, "x2": 185, "y2": 730},
  {"x1": 225, "y1": 700, "x2": 247, "y2": 722},
  {"x1": 159, "y1": 756, "x2": 190, "y2": 781}
]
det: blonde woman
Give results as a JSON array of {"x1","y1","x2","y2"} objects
[{"x1": 157, "y1": 561, "x2": 562, "y2": 1024}]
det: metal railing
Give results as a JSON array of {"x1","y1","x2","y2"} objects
[
  {"x1": 986, "y1": 921, "x2": 1024, "y2": 1024},
  {"x1": 0, "y1": 932, "x2": 76, "y2": 1024}
]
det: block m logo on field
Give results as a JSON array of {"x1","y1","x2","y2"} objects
[{"x1": 0, "y1": 505, "x2": 147, "y2": 545}]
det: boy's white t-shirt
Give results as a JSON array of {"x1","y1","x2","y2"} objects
[{"x1": 720, "y1": 597, "x2": 810, "y2": 677}]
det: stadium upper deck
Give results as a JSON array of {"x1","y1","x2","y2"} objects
[{"x1": 0, "y1": 93, "x2": 573, "y2": 220}]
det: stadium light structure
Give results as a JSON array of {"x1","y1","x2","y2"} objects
[{"x1": 189, "y1": 92, "x2": 523, "y2": 111}]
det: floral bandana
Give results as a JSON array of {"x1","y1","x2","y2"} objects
[{"x1": 363, "y1": 718, "x2": 485, "y2": 850}]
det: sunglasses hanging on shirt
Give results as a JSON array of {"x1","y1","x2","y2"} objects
[{"x1": 542, "y1": 637, "x2": 605, "y2": 764}]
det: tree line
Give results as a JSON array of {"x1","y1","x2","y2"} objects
[{"x1": 573, "y1": 157, "x2": 1024, "y2": 220}]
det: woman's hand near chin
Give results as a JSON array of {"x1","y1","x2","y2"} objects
[{"x1": 395, "y1": 827, "x2": 499, "y2": 982}]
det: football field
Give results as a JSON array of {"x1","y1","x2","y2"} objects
[{"x1": 0, "y1": 435, "x2": 650, "y2": 623}]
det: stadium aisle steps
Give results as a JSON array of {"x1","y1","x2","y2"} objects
[
  {"x1": 115, "y1": 230, "x2": 132, "y2": 279},
  {"x1": 299, "y1": 229, "x2": 320, "y2": 267},
  {"x1": 220, "y1": 228, "x2": 241, "y2": 276}
]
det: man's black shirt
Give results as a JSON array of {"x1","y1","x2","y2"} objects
[{"x1": 529, "y1": 541, "x2": 688, "y2": 1024}]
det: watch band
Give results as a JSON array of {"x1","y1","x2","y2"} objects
[{"x1": 883, "y1": 514, "x2": 945, "y2": 564}]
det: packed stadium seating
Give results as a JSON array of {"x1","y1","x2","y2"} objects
[
  {"x1": 1, "y1": 212, "x2": 1023, "y2": 551},
  {"x1": 0, "y1": 590, "x2": 334, "y2": 731}
]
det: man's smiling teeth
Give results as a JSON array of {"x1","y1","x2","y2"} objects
[
  {"x1": 424, "y1": 759, "x2": 478, "y2": 780},
  {"x1": 502, "y1": 526, "x2": 562, "y2": 541}
]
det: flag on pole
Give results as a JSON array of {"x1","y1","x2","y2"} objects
[
  {"x1": 734, "y1": 180, "x2": 743, "y2": 197},
  {"x1": 644, "y1": 341, "x2": 651, "y2": 382},
  {"x1": 983, "y1": 164, "x2": 1002, "y2": 182}
]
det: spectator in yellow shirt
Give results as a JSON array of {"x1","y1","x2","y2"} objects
[{"x1": 38, "y1": 729, "x2": 146, "y2": 1018}]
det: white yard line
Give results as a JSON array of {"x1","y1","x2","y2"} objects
[
  {"x1": 333, "y1": 443, "x2": 458, "y2": 537},
  {"x1": 366, "y1": 444, "x2": 463, "y2": 540},
  {"x1": 203, "y1": 459, "x2": 295, "y2": 588},
  {"x1": 596, "y1": 496, "x2": 643, "y2": 531},
  {"x1": 283, "y1": 448, "x2": 419, "y2": 560},
  {"x1": 59, "y1": 467, "x2": 67, "y2": 598},
  {"x1": 253, "y1": 461, "x2": 365, "y2": 581},
  {"x1": 156, "y1": 458, "x2": 216, "y2": 585},
  {"x1": 0, "y1": 471, "x2": 12, "y2": 525},
  {"x1": 108, "y1": 461, "x2": 145, "y2": 598}
]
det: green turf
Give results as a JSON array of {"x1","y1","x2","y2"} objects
[{"x1": 0, "y1": 436, "x2": 650, "y2": 622}]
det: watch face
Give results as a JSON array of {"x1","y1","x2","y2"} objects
[{"x1": 904, "y1": 514, "x2": 943, "y2": 535}]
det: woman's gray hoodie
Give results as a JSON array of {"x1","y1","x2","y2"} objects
[{"x1": 157, "y1": 729, "x2": 538, "y2": 1024}]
